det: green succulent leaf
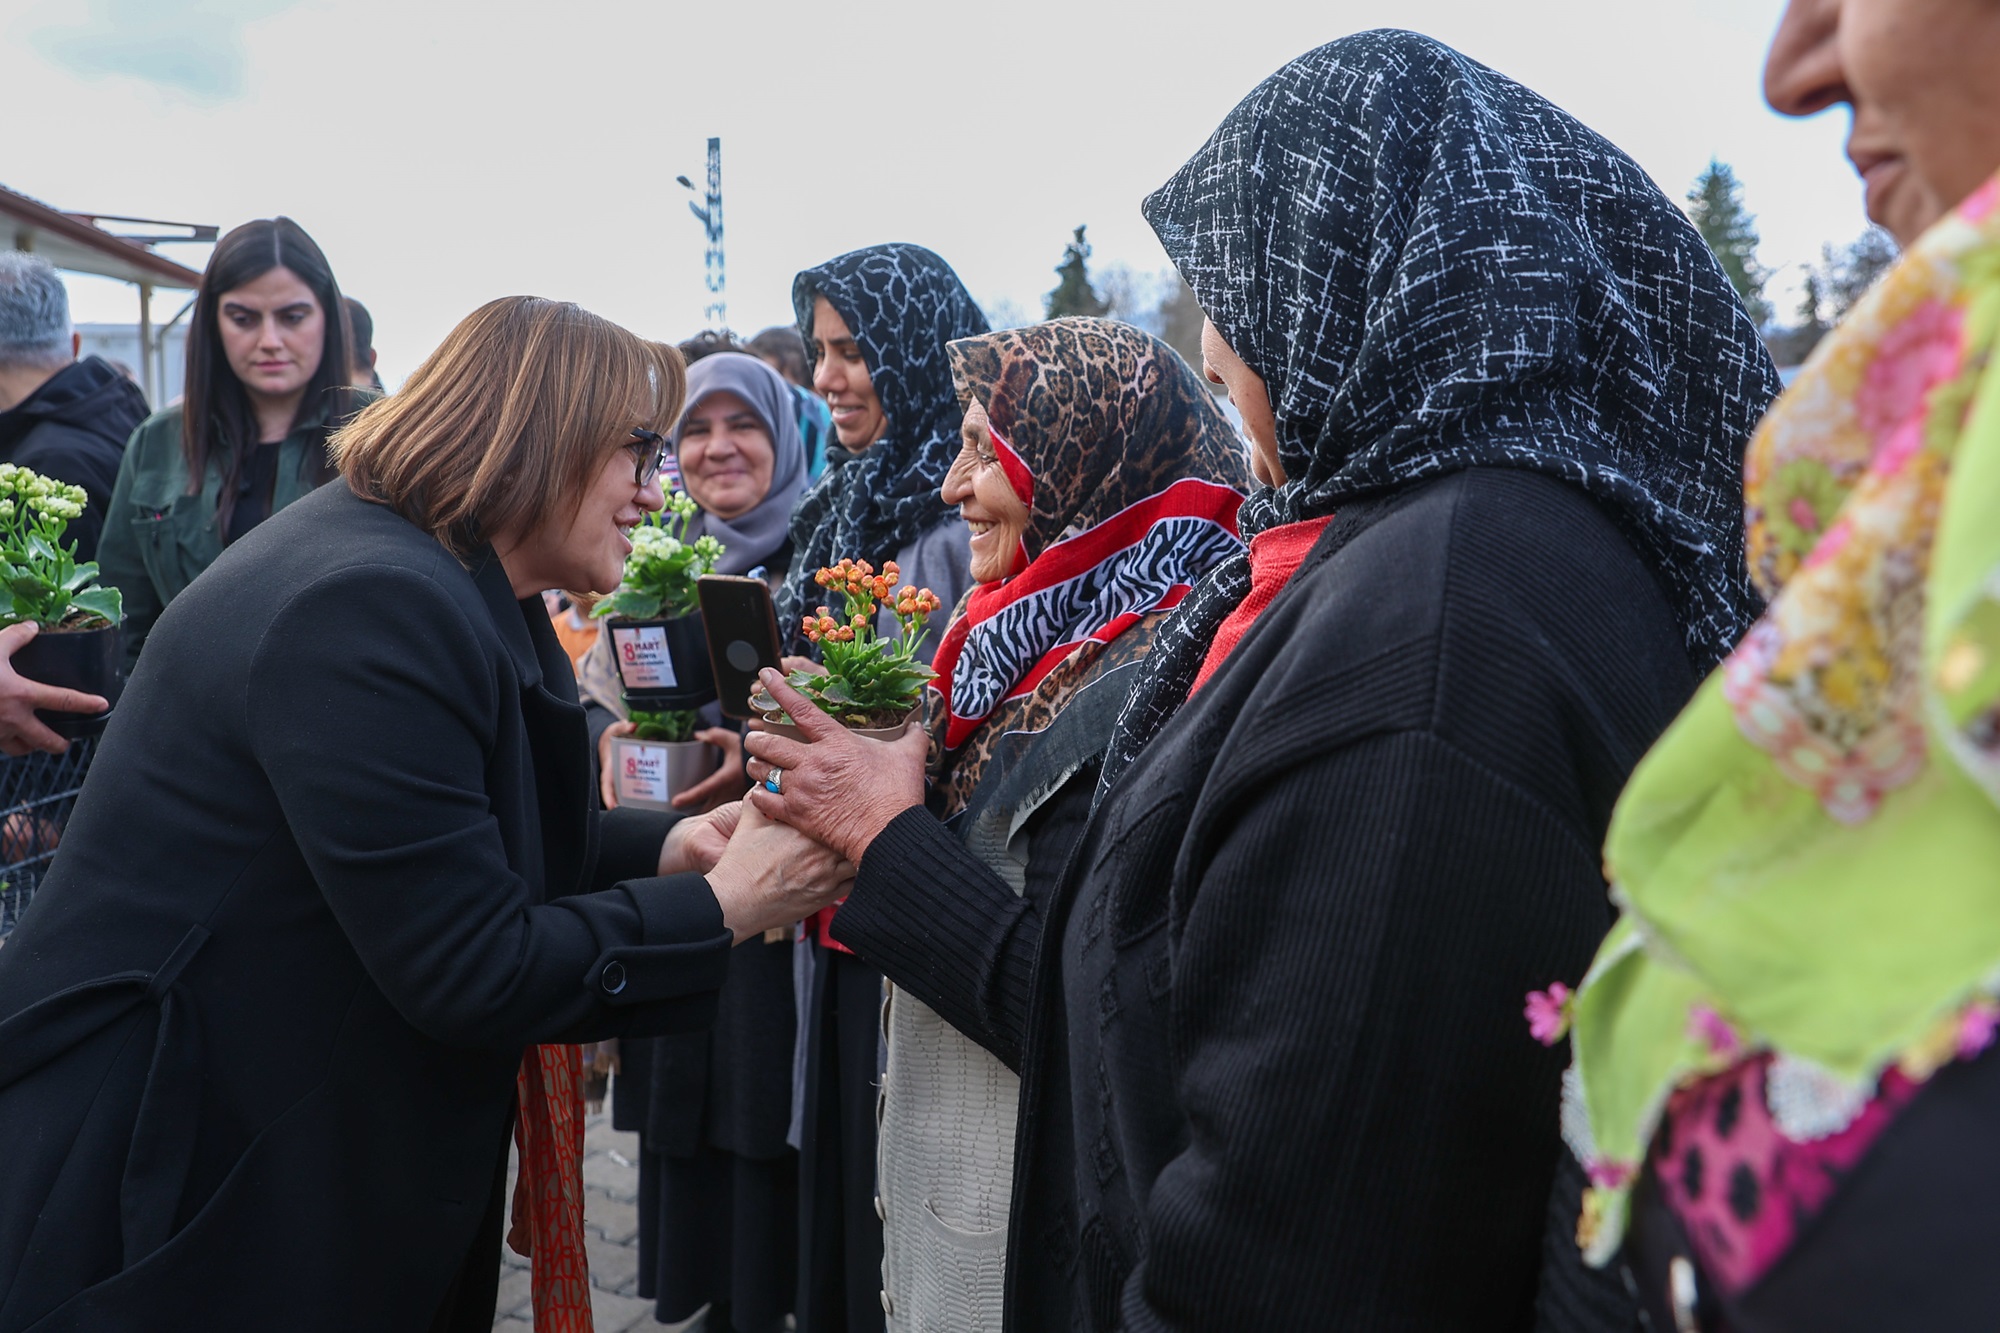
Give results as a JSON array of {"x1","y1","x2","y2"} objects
[
  {"x1": 628, "y1": 708, "x2": 699, "y2": 742},
  {"x1": 69, "y1": 586, "x2": 123, "y2": 624}
]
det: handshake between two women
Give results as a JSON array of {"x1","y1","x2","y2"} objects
[{"x1": 675, "y1": 667, "x2": 929, "y2": 944}]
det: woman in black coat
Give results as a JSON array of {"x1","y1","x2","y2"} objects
[
  {"x1": 0, "y1": 296, "x2": 849, "y2": 1333},
  {"x1": 739, "y1": 32, "x2": 1782, "y2": 1331}
]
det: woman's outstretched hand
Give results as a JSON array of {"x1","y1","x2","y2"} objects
[
  {"x1": 598, "y1": 719, "x2": 635, "y2": 809},
  {"x1": 0, "y1": 622, "x2": 107, "y2": 756},
  {"x1": 741, "y1": 668, "x2": 928, "y2": 866},
  {"x1": 704, "y1": 797, "x2": 856, "y2": 943},
  {"x1": 658, "y1": 800, "x2": 742, "y2": 876},
  {"x1": 669, "y1": 728, "x2": 751, "y2": 811}
]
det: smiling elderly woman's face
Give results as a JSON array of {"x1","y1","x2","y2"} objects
[
  {"x1": 941, "y1": 400, "x2": 1031, "y2": 584},
  {"x1": 1766, "y1": 0, "x2": 2000, "y2": 246},
  {"x1": 679, "y1": 390, "x2": 775, "y2": 521}
]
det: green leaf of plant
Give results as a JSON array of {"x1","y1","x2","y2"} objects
[
  {"x1": 596, "y1": 588, "x2": 662, "y2": 621},
  {"x1": 627, "y1": 707, "x2": 699, "y2": 742},
  {"x1": 61, "y1": 560, "x2": 100, "y2": 592},
  {"x1": 69, "y1": 586, "x2": 123, "y2": 624}
]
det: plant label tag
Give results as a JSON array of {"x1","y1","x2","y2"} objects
[
  {"x1": 616, "y1": 740, "x2": 673, "y2": 806},
  {"x1": 613, "y1": 625, "x2": 679, "y2": 690}
]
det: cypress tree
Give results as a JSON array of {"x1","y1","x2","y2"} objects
[
  {"x1": 1688, "y1": 160, "x2": 1772, "y2": 326},
  {"x1": 1045, "y1": 226, "x2": 1110, "y2": 319}
]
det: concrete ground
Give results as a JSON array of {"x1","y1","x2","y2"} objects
[{"x1": 491, "y1": 1111, "x2": 707, "y2": 1333}]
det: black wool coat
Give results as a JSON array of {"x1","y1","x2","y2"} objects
[
  {"x1": 0, "y1": 356, "x2": 146, "y2": 562},
  {"x1": 836, "y1": 470, "x2": 1698, "y2": 1331},
  {"x1": 0, "y1": 481, "x2": 734, "y2": 1332}
]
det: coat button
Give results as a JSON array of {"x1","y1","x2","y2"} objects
[
  {"x1": 880, "y1": 1290, "x2": 894, "y2": 1315},
  {"x1": 874, "y1": 1194, "x2": 886, "y2": 1221},
  {"x1": 601, "y1": 961, "x2": 627, "y2": 995}
]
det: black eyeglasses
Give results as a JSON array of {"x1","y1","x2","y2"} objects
[{"x1": 628, "y1": 427, "x2": 667, "y2": 486}]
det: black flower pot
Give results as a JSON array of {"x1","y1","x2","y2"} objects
[
  {"x1": 606, "y1": 613, "x2": 717, "y2": 711},
  {"x1": 14, "y1": 621, "x2": 123, "y2": 738}
]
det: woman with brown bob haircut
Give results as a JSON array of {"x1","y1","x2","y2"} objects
[{"x1": 0, "y1": 295, "x2": 853, "y2": 1332}]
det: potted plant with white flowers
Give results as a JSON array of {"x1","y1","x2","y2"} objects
[
  {"x1": 0, "y1": 464, "x2": 124, "y2": 737},
  {"x1": 592, "y1": 490, "x2": 724, "y2": 709},
  {"x1": 750, "y1": 557, "x2": 941, "y2": 741},
  {"x1": 594, "y1": 491, "x2": 726, "y2": 808}
]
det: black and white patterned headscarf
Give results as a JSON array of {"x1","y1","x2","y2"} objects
[
  {"x1": 781, "y1": 244, "x2": 989, "y2": 643},
  {"x1": 1099, "y1": 29, "x2": 1781, "y2": 791}
]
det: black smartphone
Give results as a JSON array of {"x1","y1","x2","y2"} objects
[{"x1": 697, "y1": 575, "x2": 784, "y2": 720}]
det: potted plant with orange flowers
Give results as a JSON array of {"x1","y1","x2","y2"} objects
[
  {"x1": 0, "y1": 464, "x2": 125, "y2": 737},
  {"x1": 594, "y1": 490, "x2": 727, "y2": 809},
  {"x1": 751, "y1": 558, "x2": 942, "y2": 740}
]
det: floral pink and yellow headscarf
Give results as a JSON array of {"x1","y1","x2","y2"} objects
[{"x1": 1548, "y1": 171, "x2": 2000, "y2": 1263}]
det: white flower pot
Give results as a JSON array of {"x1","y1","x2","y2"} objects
[{"x1": 610, "y1": 736, "x2": 722, "y2": 811}]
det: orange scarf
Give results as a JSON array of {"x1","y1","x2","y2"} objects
[{"x1": 508, "y1": 1044, "x2": 594, "y2": 1331}]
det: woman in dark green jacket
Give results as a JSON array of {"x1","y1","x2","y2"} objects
[{"x1": 99, "y1": 216, "x2": 366, "y2": 665}]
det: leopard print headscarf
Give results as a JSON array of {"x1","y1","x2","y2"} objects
[{"x1": 929, "y1": 319, "x2": 1251, "y2": 814}]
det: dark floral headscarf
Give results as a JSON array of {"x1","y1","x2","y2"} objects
[
  {"x1": 781, "y1": 244, "x2": 989, "y2": 644},
  {"x1": 929, "y1": 318, "x2": 1249, "y2": 813},
  {"x1": 1100, "y1": 29, "x2": 1782, "y2": 792}
]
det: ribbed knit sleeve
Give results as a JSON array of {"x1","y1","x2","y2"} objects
[
  {"x1": 1118, "y1": 730, "x2": 1608, "y2": 1331},
  {"x1": 833, "y1": 806, "x2": 1042, "y2": 1071},
  {"x1": 1534, "y1": 1151, "x2": 1643, "y2": 1333}
]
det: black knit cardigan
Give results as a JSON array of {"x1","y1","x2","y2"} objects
[{"x1": 833, "y1": 469, "x2": 1693, "y2": 1331}]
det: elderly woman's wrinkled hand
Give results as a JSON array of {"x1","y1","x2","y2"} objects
[
  {"x1": 741, "y1": 668, "x2": 928, "y2": 865},
  {"x1": 704, "y1": 797, "x2": 856, "y2": 944}
]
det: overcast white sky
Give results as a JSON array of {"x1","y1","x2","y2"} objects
[{"x1": 4, "y1": 0, "x2": 1864, "y2": 387}]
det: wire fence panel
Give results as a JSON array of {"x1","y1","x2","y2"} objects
[{"x1": 0, "y1": 740, "x2": 93, "y2": 941}]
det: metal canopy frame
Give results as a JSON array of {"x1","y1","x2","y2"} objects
[{"x1": 1, "y1": 182, "x2": 207, "y2": 404}]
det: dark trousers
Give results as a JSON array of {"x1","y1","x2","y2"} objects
[
  {"x1": 796, "y1": 946, "x2": 886, "y2": 1333},
  {"x1": 641, "y1": 1145, "x2": 798, "y2": 1333}
]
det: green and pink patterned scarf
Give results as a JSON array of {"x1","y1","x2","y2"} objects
[{"x1": 1545, "y1": 169, "x2": 2000, "y2": 1264}]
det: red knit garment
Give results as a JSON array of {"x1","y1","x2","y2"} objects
[
  {"x1": 509, "y1": 1044, "x2": 594, "y2": 1331},
  {"x1": 1188, "y1": 516, "x2": 1335, "y2": 698},
  {"x1": 812, "y1": 903, "x2": 852, "y2": 955}
]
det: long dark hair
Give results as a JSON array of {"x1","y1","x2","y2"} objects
[{"x1": 182, "y1": 217, "x2": 358, "y2": 528}]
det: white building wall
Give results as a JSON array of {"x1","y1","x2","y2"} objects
[{"x1": 75, "y1": 322, "x2": 188, "y2": 413}]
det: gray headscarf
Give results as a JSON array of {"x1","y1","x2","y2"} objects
[
  {"x1": 578, "y1": 353, "x2": 809, "y2": 716},
  {"x1": 673, "y1": 352, "x2": 808, "y2": 576}
]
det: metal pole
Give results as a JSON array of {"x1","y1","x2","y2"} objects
[
  {"x1": 680, "y1": 138, "x2": 727, "y2": 330},
  {"x1": 152, "y1": 294, "x2": 196, "y2": 405},
  {"x1": 137, "y1": 281, "x2": 154, "y2": 406},
  {"x1": 702, "y1": 137, "x2": 726, "y2": 329}
]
